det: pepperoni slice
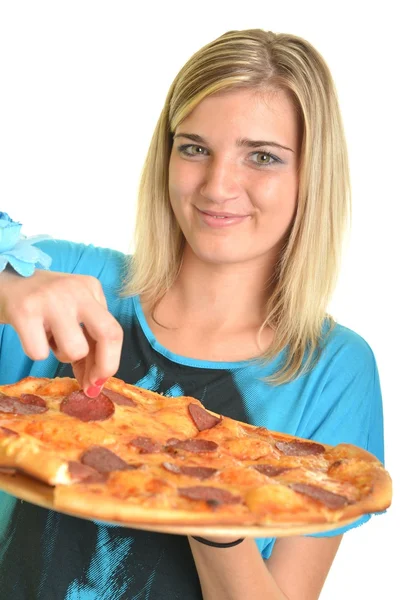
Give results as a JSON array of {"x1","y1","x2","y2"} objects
[
  {"x1": 68, "y1": 461, "x2": 109, "y2": 483},
  {"x1": 80, "y1": 446, "x2": 134, "y2": 473},
  {"x1": 252, "y1": 464, "x2": 294, "y2": 477},
  {"x1": 162, "y1": 462, "x2": 217, "y2": 479},
  {"x1": 0, "y1": 394, "x2": 48, "y2": 415},
  {"x1": 188, "y1": 404, "x2": 222, "y2": 431},
  {"x1": 60, "y1": 391, "x2": 115, "y2": 422},
  {"x1": 178, "y1": 486, "x2": 242, "y2": 506},
  {"x1": 129, "y1": 436, "x2": 162, "y2": 453},
  {"x1": 165, "y1": 438, "x2": 218, "y2": 453},
  {"x1": 0, "y1": 427, "x2": 19, "y2": 436},
  {"x1": 290, "y1": 483, "x2": 349, "y2": 509},
  {"x1": 20, "y1": 394, "x2": 47, "y2": 408},
  {"x1": 102, "y1": 388, "x2": 136, "y2": 407},
  {"x1": 275, "y1": 440, "x2": 325, "y2": 456}
]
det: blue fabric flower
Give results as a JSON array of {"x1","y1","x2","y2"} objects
[{"x1": 0, "y1": 212, "x2": 52, "y2": 276}]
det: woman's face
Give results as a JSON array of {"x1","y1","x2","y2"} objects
[{"x1": 168, "y1": 88, "x2": 300, "y2": 268}]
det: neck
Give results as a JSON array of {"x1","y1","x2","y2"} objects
[{"x1": 154, "y1": 246, "x2": 277, "y2": 332}]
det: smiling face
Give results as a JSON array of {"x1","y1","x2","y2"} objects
[{"x1": 168, "y1": 88, "x2": 300, "y2": 269}]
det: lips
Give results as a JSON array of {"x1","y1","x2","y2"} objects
[
  {"x1": 195, "y1": 207, "x2": 250, "y2": 228},
  {"x1": 199, "y1": 209, "x2": 247, "y2": 218}
]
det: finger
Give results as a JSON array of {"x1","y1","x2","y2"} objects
[
  {"x1": 77, "y1": 306, "x2": 123, "y2": 390},
  {"x1": 71, "y1": 357, "x2": 87, "y2": 390},
  {"x1": 12, "y1": 316, "x2": 51, "y2": 361},
  {"x1": 44, "y1": 315, "x2": 90, "y2": 364},
  {"x1": 79, "y1": 328, "x2": 102, "y2": 396},
  {"x1": 84, "y1": 275, "x2": 108, "y2": 308}
]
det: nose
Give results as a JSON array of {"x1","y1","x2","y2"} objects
[{"x1": 200, "y1": 157, "x2": 241, "y2": 204}]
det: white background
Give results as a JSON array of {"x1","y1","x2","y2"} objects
[{"x1": 1, "y1": 1, "x2": 417, "y2": 598}]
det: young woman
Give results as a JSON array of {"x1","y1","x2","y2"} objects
[{"x1": 0, "y1": 29, "x2": 384, "y2": 599}]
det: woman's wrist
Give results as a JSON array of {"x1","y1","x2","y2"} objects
[{"x1": 0, "y1": 212, "x2": 52, "y2": 277}]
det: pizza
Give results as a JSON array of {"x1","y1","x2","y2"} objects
[{"x1": 0, "y1": 376, "x2": 392, "y2": 530}]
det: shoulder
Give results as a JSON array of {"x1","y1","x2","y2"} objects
[
  {"x1": 319, "y1": 321, "x2": 377, "y2": 376},
  {"x1": 297, "y1": 321, "x2": 384, "y2": 459},
  {"x1": 308, "y1": 322, "x2": 380, "y2": 416},
  {"x1": 33, "y1": 239, "x2": 130, "y2": 289}
]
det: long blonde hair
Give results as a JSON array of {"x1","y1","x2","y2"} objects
[{"x1": 123, "y1": 29, "x2": 351, "y2": 384}]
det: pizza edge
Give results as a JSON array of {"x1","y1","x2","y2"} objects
[
  {"x1": 53, "y1": 485, "x2": 255, "y2": 526},
  {"x1": 335, "y1": 466, "x2": 392, "y2": 519},
  {"x1": 0, "y1": 431, "x2": 71, "y2": 485},
  {"x1": 52, "y1": 482, "x2": 357, "y2": 527},
  {"x1": 54, "y1": 476, "x2": 390, "y2": 527}
]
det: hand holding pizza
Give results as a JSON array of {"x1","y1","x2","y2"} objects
[{"x1": 0, "y1": 269, "x2": 123, "y2": 395}]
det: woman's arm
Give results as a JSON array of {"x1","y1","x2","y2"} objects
[
  {"x1": 266, "y1": 535, "x2": 343, "y2": 599},
  {"x1": 189, "y1": 534, "x2": 342, "y2": 600}
]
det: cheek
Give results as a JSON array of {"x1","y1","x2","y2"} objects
[
  {"x1": 256, "y1": 176, "x2": 298, "y2": 220},
  {"x1": 168, "y1": 160, "x2": 198, "y2": 208}
]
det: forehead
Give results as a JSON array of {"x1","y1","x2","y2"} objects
[{"x1": 177, "y1": 88, "x2": 299, "y2": 146}]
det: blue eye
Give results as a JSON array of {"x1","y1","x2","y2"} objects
[{"x1": 177, "y1": 144, "x2": 283, "y2": 167}]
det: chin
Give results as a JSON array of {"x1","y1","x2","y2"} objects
[{"x1": 190, "y1": 242, "x2": 253, "y2": 266}]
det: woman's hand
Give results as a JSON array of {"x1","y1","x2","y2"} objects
[{"x1": 0, "y1": 269, "x2": 123, "y2": 395}]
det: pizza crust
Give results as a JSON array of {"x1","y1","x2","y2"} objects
[
  {"x1": 54, "y1": 484, "x2": 255, "y2": 525},
  {"x1": 0, "y1": 431, "x2": 72, "y2": 485}
]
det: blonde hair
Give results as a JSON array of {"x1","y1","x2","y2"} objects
[{"x1": 123, "y1": 29, "x2": 351, "y2": 384}]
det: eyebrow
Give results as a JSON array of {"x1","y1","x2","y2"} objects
[{"x1": 173, "y1": 133, "x2": 294, "y2": 153}]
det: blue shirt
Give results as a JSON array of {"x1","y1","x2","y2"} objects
[{"x1": 0, "y1": 239, "x2": 386, "y2": 599}]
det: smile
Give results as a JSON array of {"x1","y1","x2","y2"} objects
[{"x1": 196, "y1": 208, "x2": 250, "y2": 228}]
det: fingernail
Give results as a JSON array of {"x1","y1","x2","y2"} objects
[
  {"x1": 94, "y1": 378, "x2": 107, "y2": 386},
  {"x1": 85, "y1": 385, "x2": 102, "y2": 398}
]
